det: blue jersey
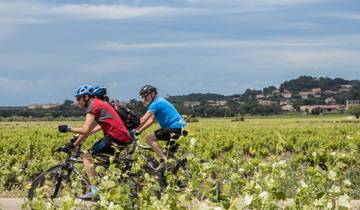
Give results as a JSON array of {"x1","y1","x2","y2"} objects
[{"x1": 148, "y1": 97, "x2": 184, "y2": 128}]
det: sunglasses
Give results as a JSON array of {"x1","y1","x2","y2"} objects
[
  {"x1": 76, "y1": 96, "x2": 82, "y2": 101},
  {"x1": 141, "y1": 94, "x2": 149, "y2": 99}
]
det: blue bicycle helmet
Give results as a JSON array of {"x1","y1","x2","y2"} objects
[
  {"x1": 92, "y1": 85, "x2": 107, "y2": 97},
  {"x1": 74, "y1": 85, "x2": 93, "y2": 97}
]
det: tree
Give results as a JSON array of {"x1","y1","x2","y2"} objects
[
  {"x1": 263, "y1": 86, "x2": 277, "y2": 95},
  {"x1": 311, "y1": 107, "x2": 322, "y2": 115},
  {"x1": 62, "y1": 99, "x2": 74, "y2": 107},
  {"x1": 348, "y1": 106, "x2": 360, "y2": 119}
]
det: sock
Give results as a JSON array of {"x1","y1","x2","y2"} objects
[{"x1": 91, "y1": 185, "x2": 97, "y2": 194}]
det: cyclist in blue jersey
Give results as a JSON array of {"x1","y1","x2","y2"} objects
[{"x1": 135, "y1": 85, "x2": 185, "y2": 172}]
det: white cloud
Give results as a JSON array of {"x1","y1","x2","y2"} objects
[
  {"x1": 0, "y1": 1, "x2": 198, "y2": 22},
  {"x1": 49, "y1": 4, "x2": 196, "y2": 20},
  {"x1": 328, "y1": 13, "x2": 360, "y2": 20},
  {"x1": 186, "y1": 0, "x2": 328, "y2": 7},
  {"x1": 97, "y1": 40, "x2": 323, "y2": 50},
  {"x1": 97, "y1": 34, "x2": 360, "y2": 51},
  {"x1": 0, "y1": 17, "x2": 45, "y2": 24},
  {"x1": 273, "y1": 49, "x2": 360, "y2": 70}
]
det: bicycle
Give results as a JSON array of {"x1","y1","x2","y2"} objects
[
  {"x1": 28, "y1": 136, "x2": 86, "y2": 201},
  {"x1": 133, "y1": 129, "x2": 192, "y2": 192},
  {"x1": 27, "y1": 135, "x2": 168, "y2": 203},
  {"x1": 27, "y1": 130, "x2": 192, "y2": 205}
]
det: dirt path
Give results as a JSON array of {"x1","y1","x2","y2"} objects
[
  {"x1": 0, "y1": 198, "x2": 94, "y2": 210},
  {"x1": 1, "y1": 198, "x2": 360, "y2": 210},
  {"x1": 0, "y1": 198, "x2": 24, "y2": 210}
]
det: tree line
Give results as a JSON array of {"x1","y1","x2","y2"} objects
[{"x1": 0, "y1": 76, "x2": 360, "y2": 119}]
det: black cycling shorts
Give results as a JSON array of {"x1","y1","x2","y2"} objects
[
  {"x1": 154, "y1": 128, "x2": 182, "y2": 141},
  {"x1": 90, "y1": 135, "x2": 129, "y2": 156}
]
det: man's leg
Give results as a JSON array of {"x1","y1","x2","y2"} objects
[
  {"x1": 79, "y1": 137, "x2": 112, "y2": 200},
  {"x1": 82, "y1": 153, "x2": 96, "y2": 183},
  {"x1": 79, "y1": 153, "x2": 98, "y2": 200},
  {"x1": 145, "y1": 133, "x2": 166, "y2": 160}
]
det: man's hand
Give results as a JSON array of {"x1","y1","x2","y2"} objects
[
  {"x1": 58, "y1": 124, "x2": 72, "y2": 133},
  {"x1": 134, "y1": 130, "x2": 142, "y2": 136}
]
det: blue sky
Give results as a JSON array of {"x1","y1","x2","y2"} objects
[{"x1": 0, "y1": 0, "x2": 359, "y2": 105}]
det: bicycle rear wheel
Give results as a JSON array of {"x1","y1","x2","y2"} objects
[{"x1": 28, "y1": 164, "x2": 89, "y2": 201}]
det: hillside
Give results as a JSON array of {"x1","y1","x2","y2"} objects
[
  {"x1": 0, "y1": 76, "x2": 359, "y2": 119},
  {"x1": 168, "y1": 76, "x2": 360, "y2": 116}
]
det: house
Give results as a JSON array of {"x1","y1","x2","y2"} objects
[
  {"x1": 281, "y1": 90, "x2": 292, "y2": 98},
  {"x1": 339, "y1": 84, "x2": 352, "y2": 93},
  {"x1": 258, "y1": 99, "x2": 275, "y2": 106},
  {"x1": 216, "y1": 100, "x2": 228, "y2": 106},
  {"x1": 266, "y1": 94, "x2": 275, "y2": 99},
  {"x1": 208, "y1": 100, "x2": 228, "y2": 107},
  {"x1": 299, "y1": 91, "x2": 311, "y2": 99},
  {"x1": 256, "y1": 94, "x2": 265, "y2": 99},
  {"x1": 325, "y1": 97, "x2": 336, "y2": 105},
  {"x1": 298, "y1": 88, "x2": 321, "y2": 99},
  {"x1": 281, "y1": 104, "x2": 295, "y2": 112},
  {"x1": 272, "y1": 89, "x2": 280, "y2": 95},
  {"x1": 300, "y1": 105, "x2": 345, "y2": 113},
  {"x1": 27, "y1": 104, "x2": 42, "y2": 109},
  {"x1": 310, "y1": 88, "x2": 321, "y2": 98},
  {"x1": 280, "y1": 100, "x2": 293, "y2": 106},
  {"x1": 28, "y1": 103, "x2": 61, "y2": 109},
  {"x1": 341, "y1": 85, "x2": 352, "y2": 89},
  {"x1": 323, "y1": 90, "x2": 337, "y2": 96},
  {"x1": 183, "y1": 101, "x2": 201, "y2": 108}
]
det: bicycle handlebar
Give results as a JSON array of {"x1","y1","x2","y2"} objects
[
  {"x1": 53, "y1": 135, "x2": 83, "y2": 157},
  {"x1": 53, "y1": 146, "x2": 70, "y2": 154}
]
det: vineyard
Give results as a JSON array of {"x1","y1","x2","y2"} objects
[{"x1": 0, "y1": 116, "x2": 360, "y2": 209}]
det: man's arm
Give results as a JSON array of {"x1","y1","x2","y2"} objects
[
  {"x1": 71, "y1": 113, "x2": 97, "y2": 136},
  {"x1": 137, "y1": 111, "x2": 155, "y2": 132},
  {"x1": 89, "y1": 124, "x2": 102, "y2": 135},
  {"x1": 74, "y1": 124, "x2": 102, "y2": 145}
]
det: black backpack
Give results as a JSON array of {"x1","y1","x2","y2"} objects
[
  {"x1": 117, "y1": 107, "x2": 141, "y2": 129},
  {"x1": 110, "y1": 99, "x2": 141, "y2": 129}
]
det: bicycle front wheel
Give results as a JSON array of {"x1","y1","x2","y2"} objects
[{"x1": 28, "y1": 164, "x2": 89, "y2": 201}]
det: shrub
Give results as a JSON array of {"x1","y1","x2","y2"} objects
[
  {"x1": 348, "y1": 105, "x2": 360, "y2": 119},
  {"x1": 231, "y1": 117, "x2": 245, "y2": 122}
]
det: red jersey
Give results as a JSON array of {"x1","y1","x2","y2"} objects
[{"x1": 86, "y1": 98, "x2": 130, "y2": 143}]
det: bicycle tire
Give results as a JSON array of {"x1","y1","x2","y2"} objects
[
  {"x1": 169, "y1": 158, "x2": 192, "y2": 189},
  {"x1": 157, "y1": 170, "x2": 167, "y2": 190},
  {"x1": 28, "y1": 164, "x2": 89, "y2": 201}
]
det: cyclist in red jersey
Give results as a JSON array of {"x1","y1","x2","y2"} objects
[{"x1": 58, "y1": 85, "x2": 130, "y2": 200}]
